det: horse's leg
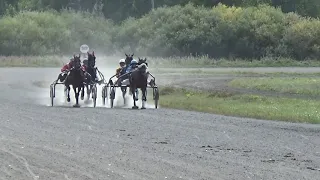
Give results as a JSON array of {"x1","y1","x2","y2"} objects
[
  {"x1": 87, "y1": 85, "x2": 91, "y2": 101},
  {"x1": 141, "y1": 87, "x2": 147, "y2": 109},
  {"x1": 66, "y1": 85, "x2": 71, "y2": 102},
  {"x1": 81, "y1": 84, "x2": 85, "y2": 100},
  {"x1": 135, "y1": 88, "x2": 139, "y2": 101},
  {"x1": 73, "y1": 85, "x2": 80, "y2": 107},
  {"x1": 131, "y1": 86, "x2": 138, "y2": 109},
  {"x1": 122, "y1": 87, "x2": 127, "y2": 105}
]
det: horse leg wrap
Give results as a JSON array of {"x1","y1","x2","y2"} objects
[{"x1": 142, "y1": 100, "x2": 146, "y2": 108}]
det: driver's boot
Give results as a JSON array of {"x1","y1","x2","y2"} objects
[{"x1": 60, "y1": 74, "x2": 67, "y2": 82}]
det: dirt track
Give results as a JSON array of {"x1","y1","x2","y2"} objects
[{"x1": 0, "y1": 67, "x2": 319, "y2": 180}]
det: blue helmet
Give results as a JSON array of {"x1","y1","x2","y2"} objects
[{"x1": 130, "y1": 59, "x2": 137, "y2": 65}]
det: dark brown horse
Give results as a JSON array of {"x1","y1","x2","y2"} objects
[
  {"x1": 129, "y1": 57, "x2": 149, "y2": 109},
  {"x1": 64, "y1": 54, "x2": 85, "y2": 107},
  {"x1": 81, "y1": 51, "x2": 96, "y2": 102},
  {"x1": 125, "y1": 53, "x2": 134, "y2": 67}
]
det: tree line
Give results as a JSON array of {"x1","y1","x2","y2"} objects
[
  {"x1": 1, "y1": 0, "x2": 320, "y2": 22},
  {"x1": 1, "y1": 1, "x2": 320, "y2": 60}
]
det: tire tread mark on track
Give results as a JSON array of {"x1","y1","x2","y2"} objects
[{"x1": 0, "y1": 148, "x2": 39, "y2": 180}]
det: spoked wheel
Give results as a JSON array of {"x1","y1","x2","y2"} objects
[
  {"x1": 153, "y1": 87, "x2": 159, "y2": 109},
  {"x1": 92, "y1": 84, "x2": 97, "y2": 108},
  {"x1": 102, "y1": 86, "x2": 106, "y2": 105},
  {"x1": 102, "y1": 85, "x2": 109, "y2": 106},
  {"x1": 50, "y1": 84, "x2": 55, "y2": 106},
  {"x1": 110, "y1": 87, "x2": 116, "y2": 108}
]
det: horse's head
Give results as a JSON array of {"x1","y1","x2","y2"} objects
[
  {"x1": 87, "y1": 51, "x2": 96, "y2": 68},
  {"x1": 125, "y1": 53, "x2": 134, "y2": 66},
  {"x1": 138, "y1": 57, "x2": 148, "y2": 67},
  {"x1": 137, "y1": 57, "x2": 148, "y2": 74},
  {"x1": 71, "y1": 54, "x2": 82, "y2": 70}
]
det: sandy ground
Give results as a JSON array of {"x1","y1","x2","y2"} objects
[{"x1": 0, "y1": 67, "x2": 319, "y2": 180}]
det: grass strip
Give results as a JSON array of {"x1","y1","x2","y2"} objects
[
  {"x1": 229, "y1": 77, "x2": 320, "y2": 96},
  {"x1": 159, "y1": 87, "x2": 320, "y2": 124}
]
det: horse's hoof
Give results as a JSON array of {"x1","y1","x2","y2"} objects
[
  {"x1": 67, "y1": 98, "x2": 71, "y2": 102},
  {"x1": 81, "y1": 96, "x2": 84, "y2": 100},
  {"x1": 141, "y1": 107, "x2": 146, "y2": 109},
  {"x1": 73, "y1": 104, "x2": 80, "y2": 108},
  {"x1": 132, "y1": 106, "x2": 139, "y2": 109}
]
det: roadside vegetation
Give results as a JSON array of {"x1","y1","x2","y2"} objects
[
  {"x1": 159, "y1": 87, "x2": 320, "y2": 124},
  {"x1": 1, "y1": 2, "x2": 320, "y2": 65}
]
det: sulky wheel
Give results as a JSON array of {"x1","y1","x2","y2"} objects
[
  {"x1": 110, "y1": 87, "x2": 116, "y2": 108},
  {"x1": 153, "y1": 87, "x2": 159, "y2": 109},
  {"x1": 92, "y1": 84, "x2": 97, "y2": 108},
  {"x1": 50, "y1": 84, "x2": 54, "y2": 107},
  {"x1": 101, "y1": 86, "x2": 106, "y2": 106}
]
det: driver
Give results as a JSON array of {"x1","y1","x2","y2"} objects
[
  {"x1": 125, "y1": 59, "x2": 138, "y2": 73},
  {"x1": 116, "y1": 58, "x2": 126, "y2": 78},
  {"x1": 58, "y1": 57, "x2": 74, "y2": 82},
  {"x1": 81, "y1": 59, "x2": 88, "y2": 72},
  {"x1": 61, "y1": 57, "x2": 74, "y2": 73},
  {"x1": 123, "y1": 59, "x2": 139, "y2": 99}
]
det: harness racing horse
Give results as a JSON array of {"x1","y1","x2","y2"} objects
[
  {"x1": 81, "y1": 51, "x2": 97, "y2": 102},
  {"x1": 64, "y1": 54, "x2": 85, "y2": 107},
  {"x1": 129, "y1": 58, "x2": 149, "y2": 109},
  {"x1": 125, "y1": 53, "x2": 134, "y2": 67}
]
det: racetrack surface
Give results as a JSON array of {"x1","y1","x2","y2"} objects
[{"x1": 0, "y1": 67, "x2": 319, "y2": 180}]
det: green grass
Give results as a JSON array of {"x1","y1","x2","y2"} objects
[
  {"x1": 151, "y1": 56, "x2": 320, "y2": 68},
  {"x1": 229, "y1": 77, "x2": 320, "y2": 96},
  {"x1": 1, "y1": 55, "x2": 320, "y2": 68},
  {"x1": 159, "y1": 87, "x2": 320, "y2": 124},
  {"x1": 151, "y1": 68, "x2": 320, "y2": 77}
]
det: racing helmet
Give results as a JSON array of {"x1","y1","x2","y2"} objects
[
  {"x1": 119, "y1": 59, "x2": 125, "y2": 64},
  {"x1": 130, "y1": 59, "x2": 137, "y2": 65}
]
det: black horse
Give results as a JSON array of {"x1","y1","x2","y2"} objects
[
  {"x1": 129, "y1": 57, "x2": 149, "y2": 109},
  {"x1": 64, "y1": 54, "x2": 85, "y2": 107},
  {"x1": 81, "y1": 51, "x2": 97, "y2": 102},
  {"x1": 125, "y1": 53, "x2": 134, "y2": 66}
]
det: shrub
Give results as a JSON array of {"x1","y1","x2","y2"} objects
[
  {"x1": 1, "y1": 3, "x2": 320, "y2": 61},
  {"x1": 0, "y1": 9, "x2": 115, "y2": 55},
  {"x1": 116, "y1": 3, "x2": 299, "y2": 59},
  {"x1": 281, "y1": 17, "x2": 320, "y2": 59}
]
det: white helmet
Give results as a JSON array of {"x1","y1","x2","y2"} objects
[{"x1": 119, "y1": 59, "x2": 125, "y2": 64}]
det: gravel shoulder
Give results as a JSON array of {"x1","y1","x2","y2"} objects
[{"x1": 0, "y1": 67, "x2": 319, "y2": 180}]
